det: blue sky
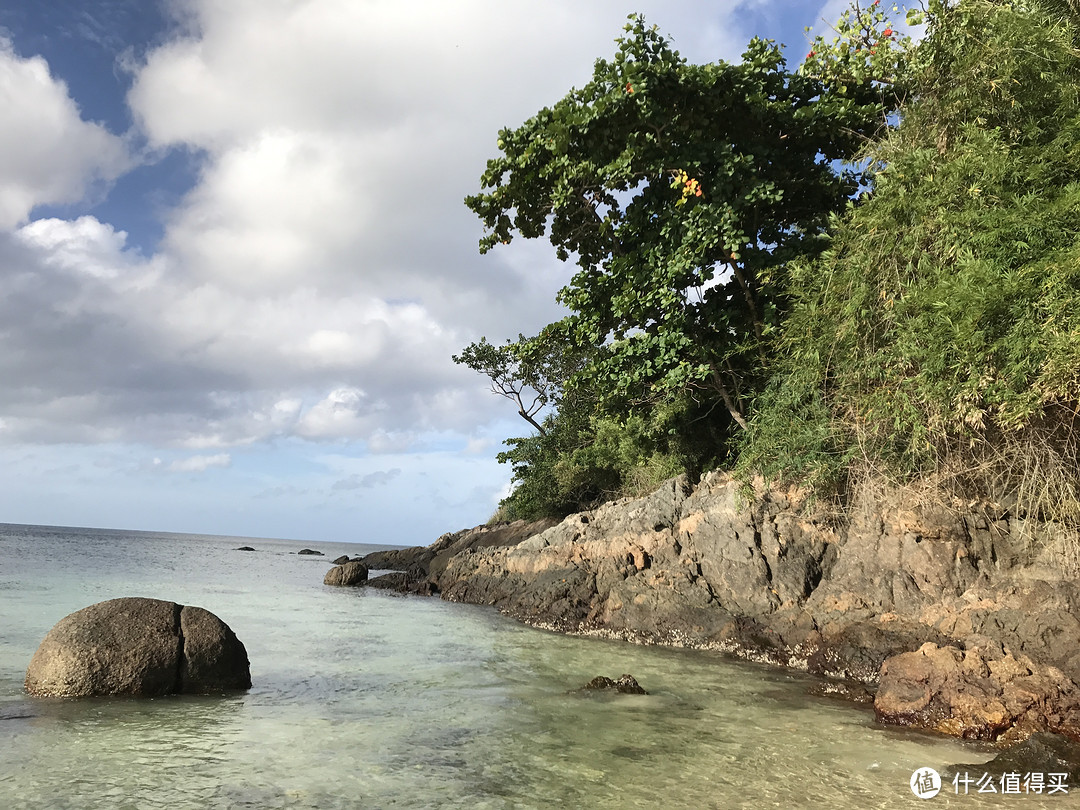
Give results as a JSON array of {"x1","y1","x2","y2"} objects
[{"x1": 0, "y1": 0, "x2": 893, "y2": 544}]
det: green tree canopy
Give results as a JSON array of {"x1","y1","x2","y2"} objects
[{"x1": 466, "y1": 15, "x2": 890, "y2": 438}]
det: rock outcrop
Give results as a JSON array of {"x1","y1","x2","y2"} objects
[
  {"x1": 875, "y1": 642, "x2": 1080, "y2": 741},
  {"x1": 356, "y1": 518, "x2": 557, "y2": 585},
  {"x1": 323, "y1": 560, "x2": 369, "y2": 587},
  {"x1": 25, "y1": 597, "x2": 250, "y2": 698},
  {"x1": 379, "y1": 471, "x2": 1080, "y2": 744}
]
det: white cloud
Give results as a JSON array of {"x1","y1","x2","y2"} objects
[
  {"x1": 0, "y1": 2, "x2": 764, "y2": 455},
  {"x1": 0, "y1": 38, "x2": 129, "y2": 228},
  {"x1": 0, "y1": 1, "x2": 900, "y2": 539},
  {"x1": 167, "y1": 452, "x2": 231, "y2": 472}
]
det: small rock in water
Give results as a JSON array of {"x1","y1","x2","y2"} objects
[
  {"x1": 324, "y1": 560, "x2": 369, "y2": 586},
  {"x1": 235, "y1": 546, "x2": 256, "y2": 552},
  {"x1": 331, "y1": 555, "x2": 351, "y2": 565},
  {"x1": 297, "y1": 549, "x2": 323, "y2": 556},
  {"x1": 580, "y1": 674, "x2": 648, "y2": 695}
]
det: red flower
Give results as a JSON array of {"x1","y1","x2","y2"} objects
[
  {"x1": 882, "y1": 28, "x2": 894, "y2": 37},
  {"x1": 626, "y1": 82, "x2": 633, "y2": 93},
  {"x1": 807, "y1": 51, "x2": 815, "y2": 58}
]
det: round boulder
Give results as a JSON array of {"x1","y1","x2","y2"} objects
[
  {"x1": 324, "y1": 560, "x2": 369, "y2": 586},
  {"x1": 25, "y1": 597, "x2": 250, "y2": 698}
]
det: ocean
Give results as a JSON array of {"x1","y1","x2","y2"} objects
[{"x1": 0, "y1": 523, "x2": 1072, "y2": 808}]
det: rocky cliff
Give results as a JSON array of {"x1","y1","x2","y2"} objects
[{"x1": 359, "y1": 472, "x2": 1080, "y2": 743}]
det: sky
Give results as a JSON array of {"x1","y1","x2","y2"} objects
[{"x1": 0, "y1": 0, "x2": 882, "y2": 544}]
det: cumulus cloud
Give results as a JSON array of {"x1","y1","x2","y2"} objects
[
  {"x1": 0, "y1": 38, "x2": 129, "y2": 227},
  {"x1": 0, "y1": 1, "x2": 761, "y2": 454}
]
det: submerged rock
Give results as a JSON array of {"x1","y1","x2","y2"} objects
[
  {"x1": 298, "y1": 549, "x2": 323, "y2": 556},
  {"x1": 580, "y1": 674, "x2": 648, "y2": 695},
  {"x1": 24, "y1": 597, "x2": 250, "y2": 698},
  {"x1": 944, "y1": 732, "x2": 1080, "y2": 782},
  {"x1": 323, "y1": 560, "x2": 368, "y2": 586},
  {"x1": 807, "y1": 680, "x2": 874, "y2": 704}
]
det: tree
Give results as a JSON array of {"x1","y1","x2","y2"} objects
[
  {"x1": 466, "y1": 16, "x2": 890, "y2": 443},
  {"x1": 453, "y1": 334, "x2": 566, "y2": 437}
]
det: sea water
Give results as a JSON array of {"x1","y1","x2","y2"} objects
[{"x1": 0, "y1": 523, "x2": 1075, "y2": 809}]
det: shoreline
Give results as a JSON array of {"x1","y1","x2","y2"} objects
[{"x1": 353, "y1": 471, "x2": 1080, "y2": 752}]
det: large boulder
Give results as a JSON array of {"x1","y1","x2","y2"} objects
[
  {"x1": 24, "y1": 597, "x2": 251, "y2": 698},
  {"x1": 324, "y1": 560, "x2": 368, "y2": 586}
]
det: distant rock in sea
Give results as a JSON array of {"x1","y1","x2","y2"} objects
[
  {"x1": 297, "y1": 549, "x2": 323, "y2": 556},
  {"x1": 235, "y1": 546, "x2": 256, "y2": 552},
  {"x1": 24, "y1": 597, "x2": 251, "y2": 698}
]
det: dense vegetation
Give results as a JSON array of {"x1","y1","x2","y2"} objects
[{"x1": 460, "y1": 0, "x2": 1080, "y2": 525}]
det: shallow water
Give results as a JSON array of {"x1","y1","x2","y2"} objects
[{"x1": 0, "y1": 523, "x2": 1076, "y2": 808}]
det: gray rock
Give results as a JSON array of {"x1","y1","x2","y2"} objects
[
  {"x1": 24, "y1": 597, "x2": 250, "y2": 698},
  {"x1": 331, "y1": 555, "x2": 351, "y2": 565},
  {"x1": 235, "y1": 546, "x2": 256, "y2": 552},
  {"x1": 178, "y1": 605, "x2": 251, "y2": 693},
  {"x1": 297, "y1": 548, "x2": 323, "y2": 556},
  {"x1": 323, "y1": 560, "x2": 368, "y2": 586}
]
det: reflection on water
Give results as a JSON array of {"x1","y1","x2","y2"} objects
[{"x1": 1, "y1": 525, "x2": 1076, "y2": 808}]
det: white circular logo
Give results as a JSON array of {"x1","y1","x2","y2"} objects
[{"x1": 911, "y1": 768, "x2": 942, "y2": 799}]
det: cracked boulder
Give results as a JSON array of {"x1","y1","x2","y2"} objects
[{"x1": 24, "y1": 597, "x2": 251, "y2": 698}]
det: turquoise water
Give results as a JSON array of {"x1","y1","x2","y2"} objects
[{"x1": 0, "y1": 523, "x2": 1075, "y2": 808}]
